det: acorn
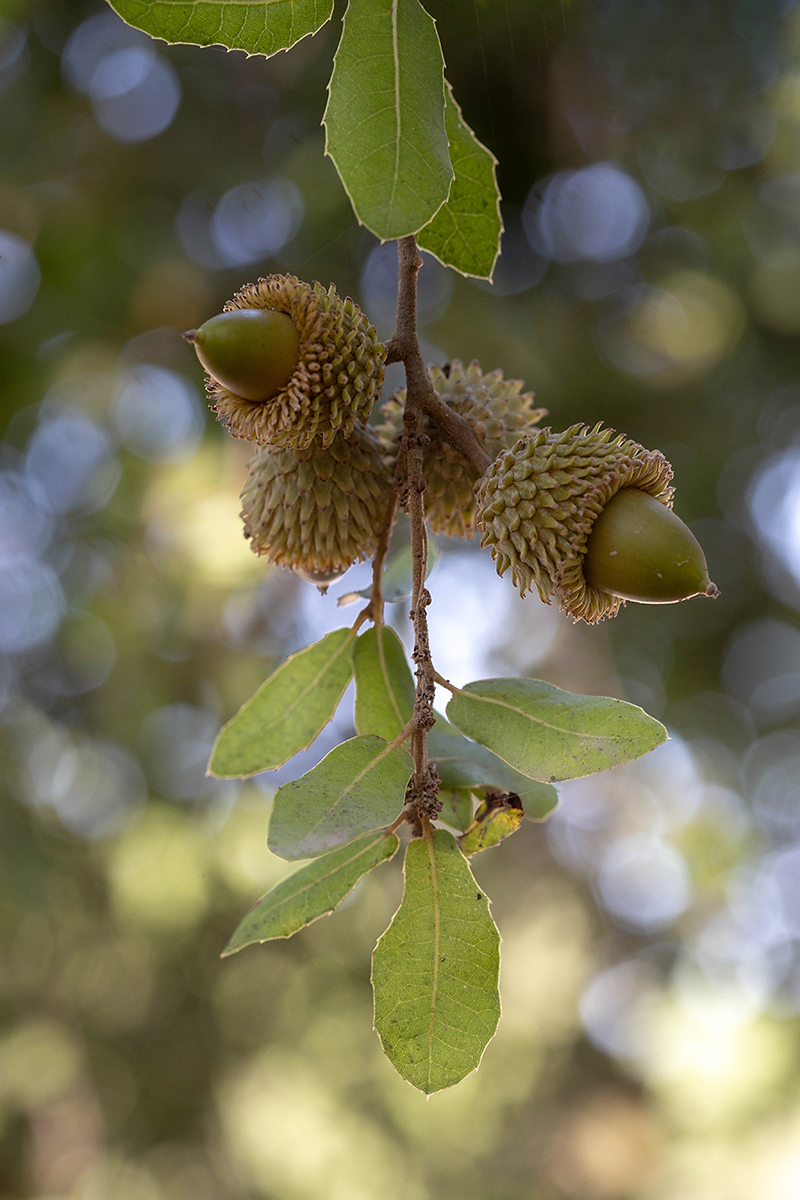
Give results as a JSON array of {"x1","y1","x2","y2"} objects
[
  {"x1": 583, "y1": 487, "x2": 716, "y2": 604},
  {"x1": 190, "y1": 275, "x2": 386, "y2": 451},
  {"x1": 184, "y1": 309, "x2": 301, "y2": 402},
  {"x1": 377, "y1": 359, "x2": 546, "y2": 539},
  {"x1": 240, "y1": 423, "x2": 393, "y2": 588},
  {"x1": 476, "y1": 423, "x2": 718, "y2": 623}
]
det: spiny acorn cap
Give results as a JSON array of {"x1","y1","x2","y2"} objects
[
  {"x1": 240, "y1": 423, "x2": 393, "y2": 585},
  {"x1": 377, "y1": 359, "x2": 546, "y2": 539},
  {"x1": 208, "y1": 275, "x2": 386, "y2": 451},
  {"x1": 476, "y1": 423, "x2": 675, "y2": 623}
]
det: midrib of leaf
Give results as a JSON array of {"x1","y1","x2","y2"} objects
[
  {"x1": 377, "y1": 626, "x2": 406, "y2": 729},
  {"x1": 453, "y1": 685, "x2": 623, "y2": 743},
  {"x1": 389, "y1": 0, "x2": 402, "y2": 218},
  {"x1": 278, "y1": 832, "x2": 387, "y2": 904},
  {"x1": 425, "y1": 827, "x2": 441, "y2": 1089}
]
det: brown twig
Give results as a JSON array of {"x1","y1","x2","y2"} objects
[{"x1": 384, "y1": 236, "x2": 442, "y2": 833}]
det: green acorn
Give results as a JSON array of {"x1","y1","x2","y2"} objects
[
  {"x1": 240, "y1": 423, "x2": 393, "y2": 589},
  {"x1": 377, "y1": 359, "x2": 546, "y2": 539},
  {"x1": 184, "y1": 309, "x2": 301, "y2": 402},
  {"x1": 194, "y1": 275, "x2": 386, "y2": 451},
  {"x1": 476, "y1": 423, "x2": 718, "y2": 623},
  {"x1": 583, "y1": 487, "x2": 716, "y2": 603}
]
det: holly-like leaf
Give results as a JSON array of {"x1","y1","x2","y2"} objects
[
  {"x1": 417, "y1": 81, "x2": 502, "y2": 279},
  {"x1": 107, "y1": 0, "x2": 334, "y2": 56},
  {"x1": 323, "y1": 0, "x2": 453, "y2": 240},
  {"x1": 372, "y1": 828, "x2": 500, "y2": 1094},
  {"x1": 354, "y1": 626, "x2": 415, "y2": 740},
  {"x1": 222, "y1": 830, "x2": 399, "y2": 954},
  {"x1": 428, "y1": 721, "x2": 558, "y2": 819},
  {"x1": 446, "y1": 678, "x2": 667, "y2": 782},
  {"x1": 268, "y1": 734, "x2": 413, "y2": 859},
  {"x1": 209, "y1": 629, "x2": 354, "y2": 779}
]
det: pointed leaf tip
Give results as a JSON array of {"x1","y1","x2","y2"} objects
[
  {"x1": 210, "y1": 628, "x2": 355, "y2": 779},
  {"x1": 223, "y1": 831, "x2": 399, "y2": 953}
]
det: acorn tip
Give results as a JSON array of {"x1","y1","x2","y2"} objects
[
  {"x1": 182, "y1": 329, "x2": 198, "y2": 344},
  {"x1": 705, "y1": 581, "x2": 720, "y2": 599}
]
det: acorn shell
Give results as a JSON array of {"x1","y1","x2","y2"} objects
[
  {"x1": 208, "y1": 276, "x2": 386, "y2": 451},
  {"x1": 476, "y1": 423, "x2": 675, "y2": 622},
  {"x1": 377, "y1": 359, "x2": 546, "y2": 539},
  {"x1": 240, "y1": 424, "x2": 393, "y2": 582}
]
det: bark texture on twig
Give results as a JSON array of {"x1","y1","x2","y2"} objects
[{"x1": 385, "y1": 237, "x2": 442, "y2": 830}]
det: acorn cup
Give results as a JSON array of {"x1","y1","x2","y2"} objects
[
  {"x1": 240, "y1": 423, "x2": 393, "y2": 591},
  {"x1": 476, "y1": 423, "x2": 718, "y2": 623},
  {"x1": 377, "y1": 359, "x2": 546, "y2": 539},
  {"x1": 185, "y1": 275, "x2": 386, "y2": 451}
]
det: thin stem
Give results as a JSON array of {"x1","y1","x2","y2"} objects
[
  {"x1": 385, "y1": 236, "x2": 441, "y2": 831},
  {"x1": 385, "y1": 810, "x2": 409, "y2": 836}
]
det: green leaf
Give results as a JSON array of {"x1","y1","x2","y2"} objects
[
  {"x1": 354, "y1": 626, "x2": 415, "y2": 740},
  {"x1": 222, "y1": 830, "x2": 399, "y2": 954},
  {"x1": 268, "y1": 734, "x2": 414, "y2": 859},
  {"x1": 372, "y1": 829, "x2": 500, "y2": 1094},
  {"x1": 209, "y1": 629, "x2": 355, "y2": 779},
  {"x1": 428, "y1": 722, "x2": 558, "y2": 819},
  {"x1": 417, "y1": 81, "x2": 502, "y2": 279},
  {"x1": 323, "y1": 0, "x2": 453, "y2": 240},
  {"x1": 107, "y1": 0, "x2": 334, "y2": 57},
  {"x1": 446, "y1": 678, "x2": 668, "y2": 782},
  {"x1": 438, "y1": 789, "x2": 474, "y2": 833}
]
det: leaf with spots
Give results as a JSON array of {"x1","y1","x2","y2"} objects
[
  {"x1": 372, "y1": 828, "x2": 500, "y2": 1094},
  {"x1": 268, "y1": 734, "x2": 413, "y2": 859},
  {"x1": 446, "y1": 677, "x2": 667, "y2": 782}
]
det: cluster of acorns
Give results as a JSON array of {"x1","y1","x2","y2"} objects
[{"x1": 185, "y1": 275, "x2": 717, "y2": 621}]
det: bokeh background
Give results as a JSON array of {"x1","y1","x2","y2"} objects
[{"x1": 3, "y1": 0, "x2": 800, "y2": 1195}]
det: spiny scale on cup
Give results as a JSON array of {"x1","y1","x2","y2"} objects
[
  {"x1": 240, "y1": 424, "x2": 393, "y2": 590},
  {"x1": 377, "y1": 359, "x2": 546, "y2": 539},
  {"x1": 197, "y1": 275, "x2": 386, "y2": 452},
  {"x1": 476, "y1": 423, "x2": 717, "y2": 623}
]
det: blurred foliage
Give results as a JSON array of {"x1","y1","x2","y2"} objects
[{"x1": 4, "y1": 0, "x2": 800, "y2": 1195}]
